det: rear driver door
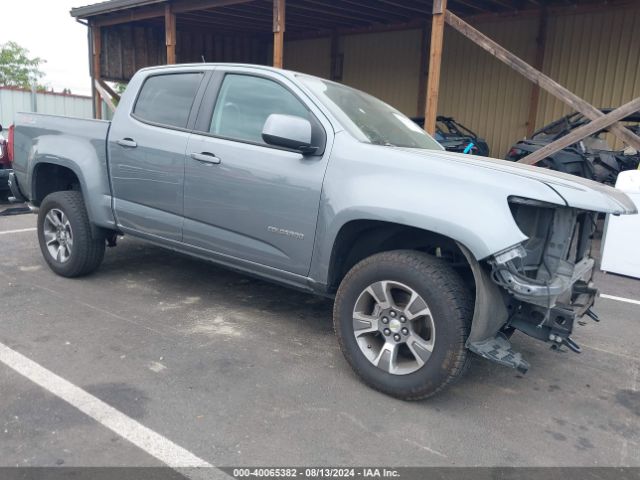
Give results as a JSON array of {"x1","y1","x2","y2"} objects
[{"x1": 108, "y1": 71, "x2": 207, "y2": 242}]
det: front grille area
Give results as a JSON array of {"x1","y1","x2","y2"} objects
[
  {"x1": 499, "y1": 200, "x2": 599, "y2": 345},
  {"x1": 508, "y1": 201, "x2": 596, "y2": 283}
]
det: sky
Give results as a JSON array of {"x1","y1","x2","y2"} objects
[{"x1": 1, "y1": 0, "x2": 98, "y2": 95}]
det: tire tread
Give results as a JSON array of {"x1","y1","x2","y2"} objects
[
  {"x1": 334, "y1": 250, "x2": 473, "y2": 400},
  {"x1": 38, "y1": 191, "x2": 105, "y2": 278}
]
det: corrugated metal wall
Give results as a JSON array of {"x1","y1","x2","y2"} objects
[
  {"x1": 536, "y1": 6, "x2": 640, "y2": 149},
  {"x1": 284, "y1": 38, "x2": 331, "y2": 78},
  {"x1": 285, "y1": 30, "x2": 424, "y2": 115},
  {"x1": 0, "y1": 88, "x2": 94, "y2": 127},
  {"x1": 101, "y1": 24, "x2": 269, "y2": 82},
  {"x1": 284, "y1": 4, "x2": 640, "y2": 158},
  {"x1": 439, "y1": 15, "x2": 539, "y2": 157},
  {"x1": 176, "y1": 30, "x2": 269, "y2": 65},
  {"x1": 102, "y1": 25, "x2": 166, "y2": 81},
  {"x1": 341, "y1": 30, "x2": 423, "y2": 116}
]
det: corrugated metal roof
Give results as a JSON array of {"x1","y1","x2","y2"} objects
[{"x1": 70, "y1": 0, "x2": 167, "y2": 18}]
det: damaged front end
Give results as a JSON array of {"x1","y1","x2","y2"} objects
[{"x1": 462, "y1": 196, "x2": 600, "y2": 373}]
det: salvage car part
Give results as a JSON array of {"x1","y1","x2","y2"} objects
[
  {"x1": 412, "y1": 115, "x2": 490, "y2": 156},
  {"x1": 506, "y1": 110, "x2": 640, "y2": 185}
]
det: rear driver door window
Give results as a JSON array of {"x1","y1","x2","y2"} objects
[
  {"x1": 209, "y1": 74, "x2": 310, "y2": 144},
  {"x1": 133, "y1": 73, "x2": 203, "y2": 129}
]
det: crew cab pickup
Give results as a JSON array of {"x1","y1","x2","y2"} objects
[{"x1": 9, "y1": 64, "x2": 637, "y2": 400}]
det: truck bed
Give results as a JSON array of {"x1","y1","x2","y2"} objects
[{"x1": 11, "y1": 112, "x2": 115, "y2": 229}]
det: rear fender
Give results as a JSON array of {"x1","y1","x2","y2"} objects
[{"x1": 28, "y1": 135, "x2": 115, "y2": 229}]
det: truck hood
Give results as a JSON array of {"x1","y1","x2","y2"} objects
[{"x1": 394, "y1": 147, "x2": 637, "y2": 215}]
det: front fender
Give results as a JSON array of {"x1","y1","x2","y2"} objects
[{"x1": 309, "y1": 134, "x2": 567, "y2": 284}]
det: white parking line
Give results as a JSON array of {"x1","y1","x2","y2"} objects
[
  {"x1": 0, "y1": 341, "x2": 213, "y2": 469},
  {"x1": 600, "y1": 294, "x2": 640, "y2": 306},
  {"x1": 0, "y1": 227, "x2": 36, "y2": 235}
]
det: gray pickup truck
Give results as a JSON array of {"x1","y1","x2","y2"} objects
[{"x1": 9, "y1": 64, "x2": 636, "y2": 400}]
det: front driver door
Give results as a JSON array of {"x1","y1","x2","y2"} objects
[{"x1": 182, "y1": 69, "x2": 331, "y2": 276}]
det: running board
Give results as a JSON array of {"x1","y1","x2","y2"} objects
[{"x1": 468, "y1": 334, "x2": 530, "y2": 374}]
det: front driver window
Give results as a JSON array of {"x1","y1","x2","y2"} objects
[{"x1": 210, "y1": 74, "x2": 310, "y2": 145}]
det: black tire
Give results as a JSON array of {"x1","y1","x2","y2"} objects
[
  {"x1": 334, "y1": 250, "x2": 473, "y2": 400},
  {"x1": 37, "y1": 191, "x2": 105, "y2": 278}
]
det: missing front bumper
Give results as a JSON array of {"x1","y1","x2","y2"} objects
[{"x1": 493, "y1": 256, "x2": 595, "y2": 308}]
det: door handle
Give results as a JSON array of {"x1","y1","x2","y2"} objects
[
  {"x1": 117, "y1": 138, "x2": 137, "y2": 148},
  {"x1": 190, "y1": 152, "x2": 221, "y2": 165}
]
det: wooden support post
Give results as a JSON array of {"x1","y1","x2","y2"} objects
[
  {"x1": 165, "y1": 4, "x2": 177, "y2": 64},
  {"x1": 273, "y1": 0, "x2": 285, "y2": 68},
  {"x1": 520, "y1": 96, "x2": 640, "y2": 165},
  {"x1": 424, "y1": 0, "x2": 447, "y2": 135},
  {"x1": 526, "y1": 8, "x2": 547, "y2": 137},
  {"x1": 444, "y1": 11, "x2": 640, "y2": 151},
  {"x1": 92, "y1": 26, "x2": 102, "y2": 120},
  {"x1": 97, "y1": 78, "x2": 121, "y2": 103}
]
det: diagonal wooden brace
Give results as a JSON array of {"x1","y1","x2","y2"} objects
[
  {"x1": 444, "y1": 11, "x2": 640, "y2": 153},
  {"x1": 94, "y1": 79, "x2": 117, "y2": 114}
]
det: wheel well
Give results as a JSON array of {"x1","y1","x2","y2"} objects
[
  {"x1": 327, "y1": 220, "x2": 475, "y2": 294},
  {"x1": 32, "y1": 163, "x2": 81, "y2": 205}
]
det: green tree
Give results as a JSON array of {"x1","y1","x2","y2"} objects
[{"x1": 0, "y1": 41, "x2": 45, "y2": 89}]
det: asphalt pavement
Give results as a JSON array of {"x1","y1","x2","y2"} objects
[{"x1": 1, "y1": 205, "x2": 639, "y2": 471}]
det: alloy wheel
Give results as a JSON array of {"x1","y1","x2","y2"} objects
[
  {"x1": 352, "y1": 280, "x2": 436, "y2": 375},
  {"x1": 43, "y1": 208, "x2": 74, "y2": 263}
]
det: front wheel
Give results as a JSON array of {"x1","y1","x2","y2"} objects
[
  {"x1": 37, "y1": 191, "x2": 105, "y2": 278},
  {"x1": 333, "y1": 250, "x2": 473, "y2": 400}
]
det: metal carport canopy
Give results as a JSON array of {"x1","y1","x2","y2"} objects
[{"x1": 71, "y1": 0, "x2": 168, "y2": 18}]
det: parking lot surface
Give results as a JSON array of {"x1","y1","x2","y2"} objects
[{"x1": 1, "y1": 207, "x2": 639, "y2": 469}]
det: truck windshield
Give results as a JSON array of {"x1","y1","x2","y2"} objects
[{"x1": 299, "y1": 75, "x2": 443, "y2": 150}]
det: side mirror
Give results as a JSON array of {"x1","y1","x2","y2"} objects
[
  {"x1": 0, "y1": 124, "x2": 3, "y2": 132},
  {"x1": 262, "y1": 114, "x2": 316, "y2": 154}
]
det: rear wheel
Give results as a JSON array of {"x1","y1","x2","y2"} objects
[
  {"x1": 37, "y1": 191, "x2": 105, "y2": 277},
  {"x1": 333, "y1": 250, "x2": 472, "y2": 400}
]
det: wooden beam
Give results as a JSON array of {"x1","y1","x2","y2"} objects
[
  {"x1": 285, "y1": 18, "x2": 427, "y2": 41},
  {"x1": 417, "y1": 22, "x2": 429, "y2": 116},
  {"x1": 526, "y1": 7, "x2": 547, "y2": 136},
  {"x1": 295, "y1": 0, "x2": 398, "y2": 24},
  {"x1": 92, "y1": 26, "x2": 102, "y2": 120},
  {"x1": 273, "y1": 0, "x2": 285, "y2": 68},
  {"x1": 332, "y1": 0, "x2": 417, "y2": 21},
  {"x1": 376, "y1": 0, "x2": 428, "y2": 16},
  {"x1": 424, "y1": 0, "x2": 447, "y2": 135},
  {"x1": 97, "y1": 78, "x2": 121, "y2": 103},
  {"x1": 172, "y1": 0, "x2": 254, "y2": 14},
  {"x1": 444, "y1": 11, "x2": 640, "y2": 151},
  {"x1": 91, "y1": 0, "x2": 254, "y2": 27},
  {"x1": 93, "y1": 6, "x2": 165, "y2": 27},
  {"x1": 94, "y1": 79, "x2": 118, "y2": 114},
  {"x1": 519, "y1": 96, "x2": 640, "y2": 166},
  {"x1": 165, "y1": 4, "x2": 177, "y2": 64}
]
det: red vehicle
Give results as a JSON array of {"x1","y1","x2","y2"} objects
[{"x1": 0, "y1": 124, "x2": 13, "y2": 193}]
